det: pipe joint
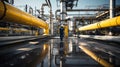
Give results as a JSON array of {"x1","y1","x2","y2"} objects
[{"x1": 0, "y1": 1, "x2": 7, "y2": 20}]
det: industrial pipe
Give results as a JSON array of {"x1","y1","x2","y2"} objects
[
  {"x1": 79, "y1": 46, "x2": 114, "y2": 67},
  {"x1": 0, "y1": 27, "x2": 32, "y2": 34},
  {"x1": 45, "y1": 0, "x2": 51, "y2": 8},
  {"x1": 55, "y1": 9, "x2": 60, "y2": 20},
  {"x1": 41, "y1": 3, "x2": 48, "y2": 18},
  {"x1": 79, "y1": 16, "x2": 120, "y2": 31},
  {"x1": 0, "y1": 27, "x2": 9, "y2": 30},
  {"x1": 0, "y1": 1, "x2": 49, "y2": 35},
  {"x1": 40, "y1": 3, "x2": 53, "y2": 35}
]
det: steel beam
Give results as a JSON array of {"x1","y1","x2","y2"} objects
[
  {"x1": 78, "y1": 16, "x2": 120, "y2": 31},
  {"x1": 0, "y1": 1, "x2": 49, "y2": 35},
  {"x1": 67, "y1": 9, "x2": 109, "y2": 11}
]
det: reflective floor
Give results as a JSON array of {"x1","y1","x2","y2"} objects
[
  {"x1": 35, "y1": 37, "x2": 102, "y2": 67},
  {"x1": 0, "y1": 37, "x2": 120, "y2": 67}
]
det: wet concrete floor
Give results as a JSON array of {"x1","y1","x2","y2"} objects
[
  {"x1": 1, "y1": 37, "x2": 119, "y2": 67},
  {"x1": 35, "y1": 37, "x2": 101, "y2": 67}
]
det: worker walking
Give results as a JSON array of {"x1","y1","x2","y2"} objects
[{"x1": 59, "y1": 25, "x2": 64, "y2": 41}]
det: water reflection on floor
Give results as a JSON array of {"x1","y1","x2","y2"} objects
[
  {"x1": 36, "y1": 37, "x2": 101, "y2": 67},
  {"x1": 2, "y1": 37, "x2": 119, "y2": 67}
]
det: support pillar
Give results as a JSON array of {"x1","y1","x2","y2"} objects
[
  {"x1": 35, "y1": 6, "x2": 37, "y2": 17},
  {"x1": 50, "y1": 8, "x2": 53, "y2": 35},
  {"x1": 41, "y1": 6, "x2": 44, "y2": 18},
  {"x1": 109, "y1": 0, "x2": 116, "y2": 35},
  {"x1": 60, "y1": 0, "x2": 67, "y2": 25},
  {"x1": 110, "y1": 0, "x2": 116, "y2": 18},
  {"x1": 60, "y1": 0, "x2": 68, "y2": 38}
]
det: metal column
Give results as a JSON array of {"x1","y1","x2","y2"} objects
[
  {"x1": 60, "y1": 0, "x2": 68, "y2": 38},
  {"x1": 110, "y1": 0, "x2": 116, "y2": 18},
  {"x1": 50, "y1": 8, "x2": 53, "y2": 35},
  {"x1": 60, "y1": 0, "x2": 67, "y2": 25},
  {"x1": 109, "y1": 0, "x2": 116, "y2": 35}
]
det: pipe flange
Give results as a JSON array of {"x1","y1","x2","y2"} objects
[
  {"x1": 0, "y1": 1, "x2": 7, "y2": 20},
  {"x1": 97, "y1": 22, "x2": 101, "y2": 28}
]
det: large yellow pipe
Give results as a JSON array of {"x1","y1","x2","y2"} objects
[
  {"x1": 79, "y1": 46, "x2": 114, "y2": 67},
  {"x1": 79, "y1": 16, "x2": 120, "y2": 31},
  {"x1": 0, "y1": 1, "x2": 49, "y2": 35}
]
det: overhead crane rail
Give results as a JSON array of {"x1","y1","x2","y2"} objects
[
  {"x1": 79, "y1": 16, "x2": 120, "y2": 31},
  {"x1": 0, "y1": 1, "x2": 49, "y2": 35}
]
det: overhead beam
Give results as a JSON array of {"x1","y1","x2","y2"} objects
[{"x1": 67, "y1": 9, "x2": 109, "y2": 11}]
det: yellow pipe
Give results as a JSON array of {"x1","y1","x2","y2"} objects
[
  {"x1": 0, "y1": 27, "x2": 9, "y2": 30},
  {"x1": 13, "y1": 29, "x2": 31, "y2": 33},
  {"x1": 0, "y1": 1, "x2": 49, "y2": 35},
  {"x1": 79, "y1": 16, "x2": 120, "y2": 31},
  {"x1": 0, "y1": 27, "x2": 31, "y2": 32},
  {"x1": 79, "y1": 46, "x2": 114, "y2": 67}
]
